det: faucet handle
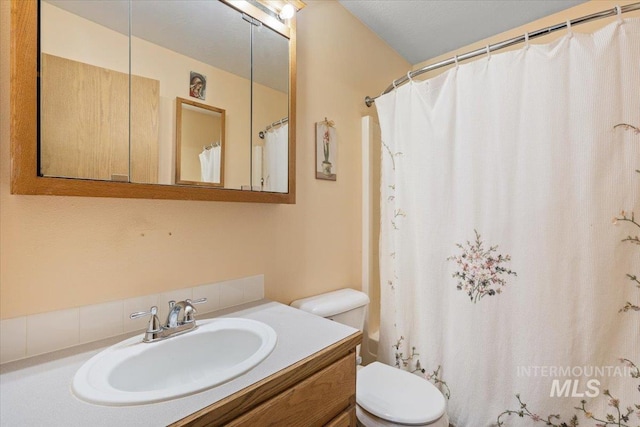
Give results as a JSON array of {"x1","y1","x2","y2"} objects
[
  {"x1": 167, "y1": 298, "x2": 206, "y2": 309},
  {"x1": 167, "y1": 298, "x2": 205, "y2": 311},
  {"x1": 129, "y1": 306, "x2": 162, "y2": 333},
  {"x1": 183, "y1": 298, "x2": 207, "y2": 323}
]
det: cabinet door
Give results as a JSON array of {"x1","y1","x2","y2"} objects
[
  {"x1": 40, "y1": 54, "x2": 159, "y2": 183},
  {"x1": 227, "y1": 353, "x2": 356, "y2": 427}
]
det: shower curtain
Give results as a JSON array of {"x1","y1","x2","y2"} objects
[
  {"x1": 376, "y1": 20, "x2": 639, "y2": 426},
  {"x1": 199, "y1": 145, "x2": 221, "y2": 183},
  {"x1": 263, "y1": 124, "x2": 288, "y2": 192}
]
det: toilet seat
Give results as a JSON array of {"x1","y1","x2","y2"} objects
[
  {"x1": 356, "y1": 362, "x2": 446, "y2": 425},
  {"x1": 356, "y1": 405, "x2": 449, "y2": 427}
]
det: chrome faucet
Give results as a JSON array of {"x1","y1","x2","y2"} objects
[
  {"x1": 167, "y1": 299, "x2": 198, "y2": 328},
  {"x1": 130, "y1": 298, "x2": 207, "y2": 343}
]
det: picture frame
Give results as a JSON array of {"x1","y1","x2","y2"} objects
[
  {"x1": 315, "y1": 120, "x2": 337, "y2": 181},
  {"x1": 189, "y1": 71, "x2": 207, "y2": 100}
]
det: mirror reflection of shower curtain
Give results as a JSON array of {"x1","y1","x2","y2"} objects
[
  {"x1": 263, "y1": 124, "x2": 288, "y2": 192},
  {"x1": 252, "y1": 146, "x2": 263, "y2": 189},
  {"x1": 199, "y1": 145, "x2": 221, "y2": 183}
]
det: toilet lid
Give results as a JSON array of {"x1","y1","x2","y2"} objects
[{"x1": 357, "y1": 362, "x2": 446, "y2": 425}]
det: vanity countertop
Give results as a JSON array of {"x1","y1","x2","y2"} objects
[{"x1": 0, "y1": 300, "x2": 359, "y2": 427}]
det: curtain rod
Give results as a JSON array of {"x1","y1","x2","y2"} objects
[
  {"x1": 259, "y1": 117, "x2": 289, "y2": 139},
  {"x1": 365, "y1": 2, "x2": 640, "y2": 107}
]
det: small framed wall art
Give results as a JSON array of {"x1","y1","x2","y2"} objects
[
  {"x1": 189, "y1": 71, "x2": 206, "y2": 100},
  {"x1": 315, "y1": 118, "x2": 337, "y2": 181}
]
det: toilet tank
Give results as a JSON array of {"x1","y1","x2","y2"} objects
[{"x1": 290, "y1": 288, "x2": 370, "y2": 331}]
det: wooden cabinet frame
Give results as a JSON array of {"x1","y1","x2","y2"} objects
[
  {"x1": 10, "y1": 0, "x2": 296, "y2": 204},
  {"x1": 171, "y1": 333, "x2": 361, "y2": 427}
]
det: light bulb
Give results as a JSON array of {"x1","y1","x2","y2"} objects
[{"x1": 279, "y1": 3, "x2": 295, "y2": 20}]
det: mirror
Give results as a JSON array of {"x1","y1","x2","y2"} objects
[
  {"x1": 10, "y1": 0, "x2": 297, "y2": 203},
  {"x1": 252, "y1": 21, "x2": 290, "y2": 192},
  {"x1": 176, "y1": 98, "x2": 225, "y2": 187}
]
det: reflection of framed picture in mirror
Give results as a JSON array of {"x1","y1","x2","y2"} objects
[
  {"x1": 175, "y1": 97, "x2": 225, "y2": 187},
  {"x1": 315, "y1": 120, "x2": 337, "y2": 181}
]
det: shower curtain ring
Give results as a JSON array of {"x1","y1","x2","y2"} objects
[
  {"x1": 454, "y1": 55, "x2": 459, "y2": 69},
  {"x1": 566, "y1": 19, "x2": 573, "y2": 37},
  {"x1": 485, "y1": 45, "x2": 491, "y2": 61},
  {"x1": 616, "y1": 5, "x2": 623, "y2": 23},
  {"x1": 524, "y1": 32, "x2": 530, "y2": 50},
  {"x1": 392, "y1": 79, "x2": 398, "y2": 89},
  {"x1": 407, "y1": 71, "x2": 413, "y2": 82}
]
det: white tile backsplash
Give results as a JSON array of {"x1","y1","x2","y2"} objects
[
  {"x1": 219, "y1": 280, "x2": 245, "y2": 308},
  {"x1": 1, "y1": 275, "x2": 265, "y2": 364},
  {"x1": 0, "y1": 317, "x2": 27, "y2": 364},
  {"x1": 192, "y1": 282, "x2": 221, "y2": 314},
  {"x1": 26, "y1": 308, "x2": 79, "y2": 357},
  {"x1": 243, "y1": 275, "x2": 265, "y2": 301},
  {"x1": 79, "y1": 301, "x2": 124, "y2": 344}
]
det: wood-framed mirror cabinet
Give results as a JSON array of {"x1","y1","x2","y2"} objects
[{"x1": 10, "y1": 0, "x2": 297, "y2": 203}]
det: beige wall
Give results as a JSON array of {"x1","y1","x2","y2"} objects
[
  {"x1": 266, "y1": 0, "x2": 411, "y2": 305},
  {"x1": 0, "y1": 0, "x2": 409, "y2": 319}
]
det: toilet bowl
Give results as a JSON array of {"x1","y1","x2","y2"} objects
[
  {"x1": 356, "y1": 362, "x2": 448, "y2": 426},
  {"x1": 290, "y1": 289, "x2": 449, "y2": 427}
]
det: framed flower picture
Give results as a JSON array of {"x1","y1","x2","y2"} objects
[{"x1": 315, "y1": 120, "x2": 337, "y2": 181}]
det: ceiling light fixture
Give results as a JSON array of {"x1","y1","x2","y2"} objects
[{"x1": 278, "y1": 3, "x2": 295, "y2": 20}]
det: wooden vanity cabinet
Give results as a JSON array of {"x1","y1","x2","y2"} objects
[{"x1": 171, "y1": 332, "x2": 361, "y2": 427}]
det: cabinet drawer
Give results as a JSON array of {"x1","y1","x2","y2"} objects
[
  {"x1": 325, "y1": 406, "x2": 356, "y2": 427},
  {"x1": 228, "y1": 353, "x2": 356, "y2": 427}
]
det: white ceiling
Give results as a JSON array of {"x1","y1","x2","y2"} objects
[{"x1": 337, "y1": 0, "x2": 588, "y2": 65}]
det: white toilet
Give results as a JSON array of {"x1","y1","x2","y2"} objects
[{"x1": 291, "y1": 288, "x2": 449, "y2": 427}]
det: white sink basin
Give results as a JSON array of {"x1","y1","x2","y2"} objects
[{"x1": 72, "y1": 318, "x2": 277, "y2": 406}]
